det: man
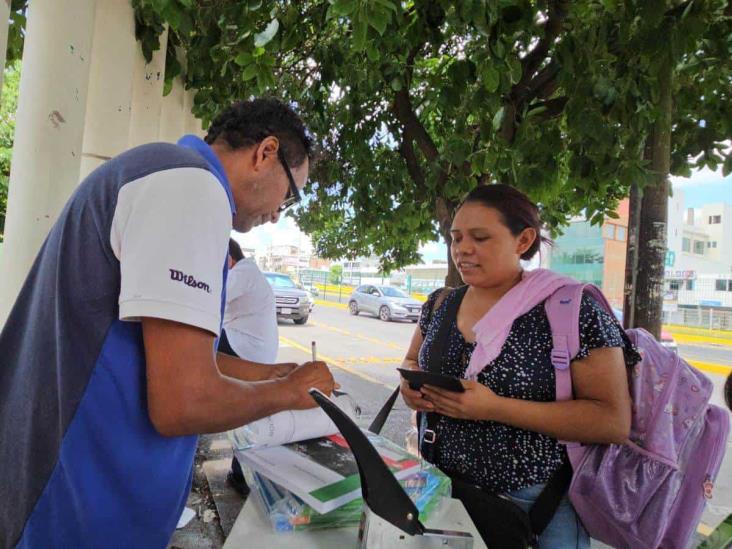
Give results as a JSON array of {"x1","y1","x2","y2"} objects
[
  {"x1": 0, "y1": 98, "x2": 335, "y2": 547},
  {"x1": 218, "y1": 238, "x2": 278, "y2": 364},
  {"x1": 218, "y1": 238, "x2": 280, "y2": 496}
]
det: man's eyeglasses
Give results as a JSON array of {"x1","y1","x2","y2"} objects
[{"x1": 277, "y1": 148, "x2": 302, "y2": 213}]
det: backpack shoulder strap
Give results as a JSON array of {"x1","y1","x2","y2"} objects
[
  {"x1": 544, "y1": 283, "x2": 587, "y2": 402},
  {"x1": 544, "y1": 283, "x2": 616, "y2": 402}
]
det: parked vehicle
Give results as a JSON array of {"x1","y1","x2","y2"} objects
[
  {"x1": 299, "y1": 281, "x2": 320, "y2": 297},
  {"x1": 263, "y1": 272, "x2": 313, "y2": 325},
  {"x1": 348, "y1": 285, "x2": 422, "y2": 322}
]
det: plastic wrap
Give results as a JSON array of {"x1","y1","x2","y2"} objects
[{"x1": 243, "y1": 465, "x2": 451, "y2": 532}]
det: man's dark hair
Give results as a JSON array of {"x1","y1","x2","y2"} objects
[
  {"x1": 205, "y1": 98, "x2": 313, "y2": 168},
  {"x1": 228, "y1": 238, "x2": 245, "y2": 263}
]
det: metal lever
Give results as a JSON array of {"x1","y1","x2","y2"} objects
[{"x1": 309, "y1": 388, "x2": 425, "y2": 536}]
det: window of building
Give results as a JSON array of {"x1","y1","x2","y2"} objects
[
  {"x1": 711, "y1": 241, "x2": 717, "y2": 248},
  {"x1": 616, "y1": 226, "x2": 627, "y2": 241},
  {"x1": 602, "y1": 224, "x2": 615, "y2": 239},
  {"x1": 709, "y1": 215, "x2": 721, "y2": 224},
  {"x1": 686, "y1": 279, "x2": 694, "y2": 291},
  {"x1": 715, "y1": 279, "x2": 728, "y2": 292},
  {"x1": 669, "y1": 280, "x2": 681, "y2": 291},
  {"x1": 682, "y1": 238, "x2": 691, "y2": 252},
  {"x1": 693, "y1": 240, "x2": 705, "y2": 255}
]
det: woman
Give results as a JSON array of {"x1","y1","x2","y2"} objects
[{"x1": 400, "y1": 184, "x2": 640, "y2": 548}]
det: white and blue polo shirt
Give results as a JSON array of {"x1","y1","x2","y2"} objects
[{"x1": 0, "y1": 135, "x2": 234, "y2": 547}]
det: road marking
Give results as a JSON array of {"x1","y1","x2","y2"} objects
[
  {"x1": 311, "y1": 320, "x2": 407, "y2": 351},
  {"x1": 313, "y1": 299, "x2": 348, "y2": 310},
  {"x1": 279, "y1": 336, "x2": 391, "y2": 388},
  {"x1": 687, "y1": 360, "x2": 732, "y2": 377},
  {"x1": 672, "y1": 333, "x2": 732, "y2": 348},
  {"x1": 666, "y1": 324, "x2": 732, "y2": 340},
  {"x1": 342, "y1": 356, "x2": 403, "y2": 365}
]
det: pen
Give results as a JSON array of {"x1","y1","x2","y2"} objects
[{"x1": 312, "y1": 340, "x2": 346, "y2": 398}]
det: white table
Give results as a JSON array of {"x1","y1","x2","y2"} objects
[{"x1": 223, "y1": 496, "x2": 487, "y2": 548}]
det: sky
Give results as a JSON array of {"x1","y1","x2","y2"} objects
[{"x1": 232, "y1": 165, "x2": 732, "y2": 265}]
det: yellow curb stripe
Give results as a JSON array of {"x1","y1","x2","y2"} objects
[
  {"x1": 313, "y1": 299, "x2": 348, "y2": 310},
  {"x1": 671, "y1": 332, "x2": 732, "y2": 348},
  {"x1": 686, "y1": 360, "x2": 732, "y2": 377},
  {"x1": 279, "y1": 335, "x2": 390, "y2": 388},
  {"x1": 665, "y1": 324, "x2": 732, "y2": 339}
]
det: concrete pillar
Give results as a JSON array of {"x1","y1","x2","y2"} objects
[
  {"x1": 127, "y1": 26, "x2": 167, "y2": 147},
  {"x1": 0, "y1": 0, "x2": 96, "y2": 325},
  {"x1": 0, "y1": 0, "x2": 11, "y2": 93},
  {"x1": 80, "y1": 0, "x2": 136, "y2": 179},
  {"x1": 158, "y1": 75, "x2": 185, "y2": 142}
]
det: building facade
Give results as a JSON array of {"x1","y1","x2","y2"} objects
[
  {"x1": 549, "y1": 189, "x2": 732, "y2": 324},
  {"x1": 549, "y1": 199, "x2": 629, "y2": 308}
]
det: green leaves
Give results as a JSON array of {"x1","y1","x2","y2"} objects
[
  {"x1": 330, "y1": 0, "x2": 358, "y2": 17},
  {"x1": 481, "y1": 64, "x2": 500, "y2": 92},
  {"x1": 241, "y1": 64, "x2": 258, "y2": 81},
  {"x1": 352, "y1": 15, "x2": 368, "y2": 51},
  {"x1": 107, "y1": 0, "x2": 732, "y2": 274},
  {"x1": 254, "y1": 18, "x2": 279, "y2": 48},
  {"x1": 492, "y1": 107, "x2": 505, "y2": 131}
]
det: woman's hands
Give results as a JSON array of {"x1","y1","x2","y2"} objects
[
  {"x1": 400, "y1": 376, "x2": 503, "y2": 422},
  {"x1": 400, "y1": 377, "x2": 434, "y2": 412},
  {"x1": 419, "y1": 380, "x2": 502, "y2": 421}
]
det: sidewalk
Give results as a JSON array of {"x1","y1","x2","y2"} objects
[{"x1": 168, "y1": 433, "x2": 241, "y2": 549}]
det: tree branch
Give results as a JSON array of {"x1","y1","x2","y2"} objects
[
  {"x1": 528, "y1": 96, "x2": 569, "y2": 122},
  {"x1": 499, "y1": 1, "x2": 568, "y2": 143},
  {"x1": 390, "y1": 44, "x2": 441, "y2": 163},
  {"x1": 510, "y1": 0, "x2": 568, "y2": 107},
  {"x1": 399, "y1": 137, "x2": 425, "y2": 184}
]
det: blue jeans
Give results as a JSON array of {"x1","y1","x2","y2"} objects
[{"x1": 505, "y1": 483, "x2": 590, "y2": 549}]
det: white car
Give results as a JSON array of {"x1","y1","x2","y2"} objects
[
  {"x1": 348, "y1": 285, "x2": 422, "y2": 322},
  {"x1": 264, "y1": 272, "x2": 314, "y2": 325}
]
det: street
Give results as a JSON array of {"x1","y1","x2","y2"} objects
[{"x1": 277, "y1": 300, "x2": 732, "y2": 536}]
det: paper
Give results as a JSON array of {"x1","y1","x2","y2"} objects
[
  {"x1": 176, "y1": 507, "x2": 196, "y2": 529},
  {"x1": 229, "y1": 393, "x2": 357, "y2": 450}
]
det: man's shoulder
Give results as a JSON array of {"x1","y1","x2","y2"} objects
[{"x1": 110, "y1": 142, "x2": 211, "y2": 182}]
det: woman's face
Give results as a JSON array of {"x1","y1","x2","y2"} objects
[{"x1": 450, "y1": 202, "x2": 536, "y2": 288}]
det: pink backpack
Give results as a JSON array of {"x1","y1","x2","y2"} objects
[{"x1": 545, "y1": 283, "x2": 730, "y2": 549}]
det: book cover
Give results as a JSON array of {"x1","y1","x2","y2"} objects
[{"x1": 237, "y1": 431, "x2": 421, "y2": 514}]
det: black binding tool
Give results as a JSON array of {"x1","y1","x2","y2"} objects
[{"x1": 309, "y1": 388, "x2": 474, "y2": 548}]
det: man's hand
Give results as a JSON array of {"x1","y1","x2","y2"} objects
[
  {"x1": 420, "y1": 380, "x2": 500, "y2": 420},
  {"x1": 282, "y1": 361, "x2": 336, "y2": 409}
]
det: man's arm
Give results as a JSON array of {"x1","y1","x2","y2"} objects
[
  {"x1": 216, "y1": 352, "x2": 296, "y2": 381},
  {"x1": 142, "y1": 318, "x2": 334, "y2": 437}
]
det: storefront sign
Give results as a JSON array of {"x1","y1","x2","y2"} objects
[{"x1": 664, "y1": 270, "x2": 696, "y2": 280}]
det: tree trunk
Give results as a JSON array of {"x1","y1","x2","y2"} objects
[
  {"x1": 623, "y1": 182, "x2": 642, "y2": 330},
  {"x1": 629, "y1": 57, "x2": 672, "y2": 339},
  {"x1": 444, "y1": 230, "x2": 462, "y2": 287},
  {"x1": 436, "y1": 197, "x2": 461, "y2": 287}
]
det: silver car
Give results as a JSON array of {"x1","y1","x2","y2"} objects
[
  {"x1": 264, "y1": 272, "x2": 314, "y2": 325},
  {"x1": 348, "y1": 285, "x2": 422, "y2": 322}
]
